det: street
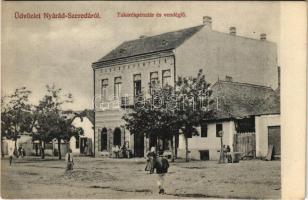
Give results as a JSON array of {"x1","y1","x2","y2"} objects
[{"x1": 1, "y1": 157, "x2": 281, "y2": 199}]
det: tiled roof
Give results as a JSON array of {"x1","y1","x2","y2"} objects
[
  {"x1": 96, "y1": 25, "x2": 204, "y2": 63},
  {"x1": 209, "y1": 80, "x2": 280, "y2": 120},
  {"x1": 62, "y1": 109, "x2": 94, "y2": 125}
]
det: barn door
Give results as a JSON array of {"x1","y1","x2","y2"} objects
[{"x1": 268, "y1": 126, "x2": 281, "y2": 156}]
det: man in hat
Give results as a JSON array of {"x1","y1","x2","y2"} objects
[{"x1": 155, "y1": 150, "x2": 169, "y2": 194}]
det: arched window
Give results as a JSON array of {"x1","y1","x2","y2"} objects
[
  {"x1": 101, "y1": 128, "x2": 107, "y2": 151},
  {"x1": 162, "y1": 69, "x2": 171, "y2": 86},
  {"x1": 113, "y1": 127, "x2": 121, "y2": 146}
]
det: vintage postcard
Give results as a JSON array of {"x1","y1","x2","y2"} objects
[{"x1": 1, "y1": 1, "x2": 306, "y2": 199}]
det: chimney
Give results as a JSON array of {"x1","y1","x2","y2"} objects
[
  {"x1": 260, "y1": 33, "x2": 266, "y2": 40},
  {"x1": 225, "y1": 76, "x2": 233, "y2": 82},
  {"x1": 139, "y1": 35, "x2": 147, "y2": 39},
  {"x1": 229, "y1": 27, "x2": 236, "y2": 35},
  {"x1": 203, "y1": 16, "x2": 212, "y2": 29}
]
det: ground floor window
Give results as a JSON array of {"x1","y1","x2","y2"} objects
[{"x1": 199, "y1": 150, "x2": 209, "y2": 160}]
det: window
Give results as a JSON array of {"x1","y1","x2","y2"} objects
[
  {"x1": 162, "y1": 69, "x2": 171, "y2": 86},
  {"x1": 101, "y1": 79, "x2": 108, "y2": 101},
  {"x1": 201, "y1": 123, "x2": 208, "y2": 137},
  {"x1": 134, "y1": 74, "x2": 142, "y2": 97},
  {"x1": 150, "y1": 72, "x2": 158, "y2": 94},
  {"x1": 114, "y1": 77, "x2": 122, "y2": 100},
  {"x1": 75, "y1": 135, "x2": 80, "y2": 149},
  {"x1": 216, "y1": 124, "x2": 223, "y2": 137}
]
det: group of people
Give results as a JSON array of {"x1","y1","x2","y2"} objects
[
  {"x1": 145, "y1": 147, "x2": 170, "y2": 195},
  {"x1": 112, "y1": 144, "x2": 130, "y2": 158}
]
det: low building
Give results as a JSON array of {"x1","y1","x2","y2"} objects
[
  {"x1": 69, "y1": 111, "x2": 95, "y2": 156},
  {"x1": 177, "y1": 80, "x2": 280, "y2": 160}
]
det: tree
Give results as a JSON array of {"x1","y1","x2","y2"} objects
[
  {"x1": 173, "y1": 69, "x2": 213, "y2": 162},
  {"x1": 1, "y1": 87, "x2": 33, "y2": 153},
  {"x1": 35, "y1": 84, "x2": 82, "y2": 159},
  {"x1": 123, "y1": 69, "x2": 213, "y2": 162}
]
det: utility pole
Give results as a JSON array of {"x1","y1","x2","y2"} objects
[{"x1": 218, "y1": 130, "x2": 225, "y2": 164}]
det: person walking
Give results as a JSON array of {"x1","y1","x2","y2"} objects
[
  {"x1": 155, "y1": 150, "x2": 169, "y2": 195},
  {"x1": 65, "y1": 149, "x2": 74, "y2": 172},
  {"x1": 18, "y1": 146, "x2": 22, "y2": 158},
  {"x1": 8, "y1": 147, "x2": 14, "y2": 166}
]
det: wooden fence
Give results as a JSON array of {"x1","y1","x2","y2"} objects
[{"x1": 233, "y1": 132, "x2": 256, "y2": 159}]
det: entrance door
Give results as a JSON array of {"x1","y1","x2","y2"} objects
[
  {"x1": 134, "y1": 133, "x2": 144, "y2": 157},
  {"x1": 268, "y1": 126, "x2": 281, "y2": 156},
  {"x1": 113, "y1": 128, "x2": 121, "y2": 146},
  {"x1": 80, "y1": 138, "x2": 87, "y2": 154},
  {"x1": 101, "y1": 128, "x2": 107, "y2": 151}
]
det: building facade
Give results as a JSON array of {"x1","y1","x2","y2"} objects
[{"x1": 92, "y1": 16, "x2": 279, "y2": 157}]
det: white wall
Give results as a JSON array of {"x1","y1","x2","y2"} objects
[
  {"x1": 178, "y1": 121, "x2": 235, "y2": 160},
  {"x1": 70, "y1": 136, "x2": 79, "y2": 154},
  {"x1": 255, "y1": 114, "x2": 280, "y2": 157},
  {"x1": 70, "y1": 117, "x2": 94, "y2": 154}
]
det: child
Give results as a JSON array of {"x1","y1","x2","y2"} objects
[
  {"x1": 155, "y1": 151, "x2": 169, "y2": 194},
  {"x1": 65, "y1": 149, "x2": 74, "y2": 171}
]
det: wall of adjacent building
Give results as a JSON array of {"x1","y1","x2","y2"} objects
[
  {"x1": 175, "y1": 26, "x2": 278, "y2": 89},
  {"x1": 255, "y1": 114, "x2": 280, "y2": 157},
  {"x1": 177, "y1": 121, "x2": 235, "y2": 160}
]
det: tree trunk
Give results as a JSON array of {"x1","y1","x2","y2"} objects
[
  {"x1": 1, "y1": 138, "x2": 4, "y2": 158},
  {"x1": 219, "y1": 136, "x2": 224, "y2": 164},
  {"x1": 41, "y1": 141, "x2": 45, "y2": 159},
  {"x1": 57, "y1": 138, "x2": 62, "y2": 160},
  {"x1": 185, "y1": 136, "x2": 189, "y2": 162},
  {"x1": 170, "y1": 137, "x2": 175, "y2": 162},
  {"x1": 14, "y1": 139, "x2": 17, "y2": 156},
  {"x1": 175, "y1": 134, "x2": 178, "y2": 159}
]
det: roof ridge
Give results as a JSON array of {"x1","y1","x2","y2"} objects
[
  {"x1": 217, "y1": 80, "x2": 273, "y2": 90},
  {"x1": 126, "y1": 24, "x2": 204, "y2": 43}
]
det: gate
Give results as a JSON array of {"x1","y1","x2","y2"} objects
[
  {"x1": 268, "y1": 126, "x2": 281, "y2": 156},
  {"x1": 234, "y1": 132, "x2": 256, "y2": 159}
]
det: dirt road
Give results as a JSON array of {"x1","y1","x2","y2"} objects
[{"x1": 1, "y1": 157, "x2": 280, "y2": 199}]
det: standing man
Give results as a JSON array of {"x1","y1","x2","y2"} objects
[
  {"x1": 155, "y1": 151, "x2": 169, "y2": 194},
  {"x1": 8, "y1": 147, "x2": 14, "y2": 166},
  {"x1": 65, "y1": 149, "x2": 74, "y2": 172}
]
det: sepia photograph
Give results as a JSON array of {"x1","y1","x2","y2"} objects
[{"x1": 1, "y1": 1, "x2": 306, "y2": 199}]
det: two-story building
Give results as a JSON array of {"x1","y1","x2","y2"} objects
[{"x1": 92, "y1": 16, "x2": 279, "y2": 157}]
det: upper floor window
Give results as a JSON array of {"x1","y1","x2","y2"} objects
[
  {"x1": 162, "y1": 69, "x2": 171, "y2": 86},
  {"x1": 216, "y1": 124, "x2": 223, "y2": 137},
  {"x1": 114, "y1": 77, "x2": 122, "y2": 100},
  {"x1": 201, "y1": 123, "x2": 208, "y2": 138},
  {"x1": 101, "y1": 79, "x2": 108, "y2": 101},
  {"x1": 134, "y1": 74, "x2": 142, "y2": 97},
  {"x1": 150, "y1": 72, "x2": 159, "y2": 94}
]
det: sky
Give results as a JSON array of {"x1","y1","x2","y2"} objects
[{"x1": 2, "y1": 1, "x2": 281, "y2": 110}]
